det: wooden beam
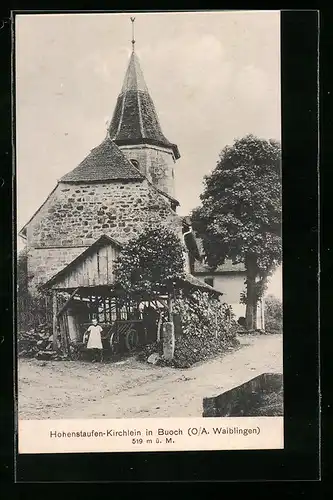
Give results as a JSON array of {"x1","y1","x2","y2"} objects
[
  {"x1": 155, "y1": 297, "x2": 168, "y2": 309},
  {"x1": 89, "y1": 295, "x2": 93, "y2": 320},
  {"x1": 103, "y1": 298, "x2": 107, "y2": 323},
  {"x1": 115, "y1": 299, "x2": 120, "y2": 321},
  {"x1": 64, "y1": 313, "x2": 71, "y2": 358},
  {"x1": 52, "y1": 291, "x2": 58, "y2": 351},
  {"x1": 56, "y1": 288, "x2": 79, "y2": 318},
  {"x1": 156, "y1": 310, "x2": 163, "y2": 343},
  {"x1": 59, "y1": 314, "x2": 68, "y2": 356}
]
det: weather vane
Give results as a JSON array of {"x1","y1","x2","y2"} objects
[{"x1": 130, "y1": 17, "x2": 136, "y2": 51}]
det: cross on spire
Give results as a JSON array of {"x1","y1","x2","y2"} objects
[{"x1": 130, "y1": 17, "x2": 135, "y2": 52}]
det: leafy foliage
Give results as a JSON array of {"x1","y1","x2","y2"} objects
[
  {"x1": 173, "y1": 290, "x2": 230, "y2": 338},
  {"x1": 191, "y1": 134, "x2": 282, "y2": 328},
  {"x1": 17, "y1": 247, "x2": 28, "y2": 293},
  {"x1": 192, "y1": 134, "x2": 281, "y2": 273},
  {"x1": 169, "y1": 332, "x2": 239, "y2": 369},
  {"x1": 171, "y1": 290, "x2": 238, "y2": 367},
  {"x1": 114, "y1": 226, "x2": 186, "y2": 295},
  {"x1": 264, "y1": 294, "x2": 283, "y2": 334},
  {"x1": 137, "y1": 289, "x2": 239, "y2": 368},
  {"x1": 17, "y1": 248, "x2": 51, "y2": 330}
]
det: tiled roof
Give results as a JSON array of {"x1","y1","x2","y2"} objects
[
  {"x1": 60, "y1": 139, "x2": 144, "y2": 183},
  {"x1": 178, "y1": 274, "x2": 223, "y2": 295},
  {"x1": 193, "y1": 259, "x2": 246, "y2": 274},
  {"x1": 108, "y1": 52, "x2": 180, "y2": 159}
]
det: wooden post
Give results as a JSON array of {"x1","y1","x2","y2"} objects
[
  {"x1": 156, "y1": 311, "x2": 163, "y2": 343},
  {"x1": 261, "y1": 296, "x2": 265, "y2": 331},
  {"x1": 89, "y1": 296, "x2": 93, "y2": 320},
  {"x1": 64, "y1": 313, "x2": 71, "y2": 358},
  {"x1": 56, "y1": 288, "x2": 79, "y2": 318},
  {"x1": 103, "y1": 298, "x2": 107, "y2": 323},
  {"x1": 52, "y1": 291, "x2": 58, "y2": 351},
  {"x1": 59, "y1": 314, "x2": 68, "y2": 355},
  {"x1": 167, "y1": 293, "x2": 174, "y2": 323},
  {"x1": 96, "y1": 295, "x2": 100, "y2": 322},
  {"x1": 108, "y1": 298, "x2": 111, "y2": 322}
]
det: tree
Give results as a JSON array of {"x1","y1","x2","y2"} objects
[
  {"x1": 191, "y1": 134, "x2": 282, "y2": 330},
  {"x1": 114, "y1": 226, "x2": 186, "y2": 296}
]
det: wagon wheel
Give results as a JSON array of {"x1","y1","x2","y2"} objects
[
  {"x1": 125, "y1": 328, "x2": 139, "y2": 352},
  {"x1": 71, "y1": 348, "x2": 80, "y2": 361},
  {"x1": 69, "y1": 343, "x2": 81, "y2": 361},
  {"x1": 109, "y1": 330, "x2": 121, "y2": 355}
]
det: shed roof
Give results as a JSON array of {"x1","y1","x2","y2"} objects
[{"x1": 42, "y1": 234, "x2": 122, "y2": 290}]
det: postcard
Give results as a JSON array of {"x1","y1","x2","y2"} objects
[{"x1": 15, "y1": 11, "x2": 283, "y2": 454}]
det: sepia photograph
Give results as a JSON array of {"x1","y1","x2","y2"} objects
[{"x1": 15, "y1": 11, "x2": 283, "y2": 453}]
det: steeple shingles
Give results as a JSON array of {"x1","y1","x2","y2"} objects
[
  {"x1": 121, "y1": 51, "x2": 148, "y2": 93},
  {"x1": 108, "y1": 52, "x2": 180, "y2": 159}
]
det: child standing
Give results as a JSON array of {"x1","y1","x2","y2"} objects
[{"x1": 83, "y1": 318, "x2": 104, "y2": 362}]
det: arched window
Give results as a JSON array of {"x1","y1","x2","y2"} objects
[{"x1": 130, "y1": 159, "x2": 139, "y2": 169}]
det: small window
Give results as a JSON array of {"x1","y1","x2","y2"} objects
[
  {"x1": 204, "y1": 277, "x2": 214, "y2": 287},
  {"x1": 130, "y1": 159, "x2": 139, "y2": 169}
]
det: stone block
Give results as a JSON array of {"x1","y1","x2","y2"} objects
[
  {"x1": 162, "y1": 322, "x2": 175, "y2": 361},
  {"x1": 147, "y1": 353, "x2": 160, "y2": 365}
]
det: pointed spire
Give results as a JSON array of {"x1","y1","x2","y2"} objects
[
  {"x1": 121, "y1": 52, "x2": 148, "y2": 94},
  {"x1": 108, "y1": 23, "x2": 180, "y2": 160}
]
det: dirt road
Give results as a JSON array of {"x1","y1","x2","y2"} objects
[{"x1": 18, "y1": 334, "x2": 283, "y2": 420}]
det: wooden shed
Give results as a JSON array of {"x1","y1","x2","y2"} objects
[
  {"x1": 42, "y1": 234, "x2": 222, "y2": 358},
  {"x1": 45, "y1": 234, "x2": 121, "y2": 291},
  {"x1": 42, "y1": 234, "x2": 171, "y2": 356}
]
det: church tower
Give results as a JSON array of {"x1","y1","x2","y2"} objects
[
  {"x1": 19, "y1": 19, "x2": 185, "y2": 290},
  {"x1": 108, "y1": 19, "x2": 180, "y2": 200}
]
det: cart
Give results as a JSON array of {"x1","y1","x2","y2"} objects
[
  {"x1": 72, "y1": 319, "x2": 145, "y2": 359},
  {"x1": 106, "y1": 320, "x2": 145, "y2": 354}
]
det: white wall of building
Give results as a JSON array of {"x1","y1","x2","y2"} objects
[
  {"x1": 197, "y1": 273, "x2": 265, "y2": 330},
  {"x1": 213, "y1": 273, "x2": 246, "y2": 319}
]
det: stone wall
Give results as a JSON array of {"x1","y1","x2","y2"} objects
[
  {"x1": 27, "y1": 246, "x2": 87, "y2": 290},
  {"x1": 27, "y1": 178, "x2": 183, "y2": 289},
  {"x1": 119, "y1": 144, "x2": 176, "y2": 199}
]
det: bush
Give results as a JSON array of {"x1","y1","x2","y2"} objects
[
  {"x1": 138, "y1": 290, "x2": 240, "y2": 368},
  {"x1": 17, "y1": 248, "x2": 52, "y2": 331},
  {"x1": 161, "y1": 332, "x2": 239, "y2": 369},
  {"x1": 173, "y1": 290, "x2": 236, "y2": 339},
  {"x1": 264, "y1": 294, "x2": 282, "y2": 334},
  {"x1": 136, "y1": 341, "x2": 162, "y2": 362}
]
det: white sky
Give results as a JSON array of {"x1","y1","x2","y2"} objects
[{"x1": 15, "y1": 11, "x2": 282, "y2": 299}]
